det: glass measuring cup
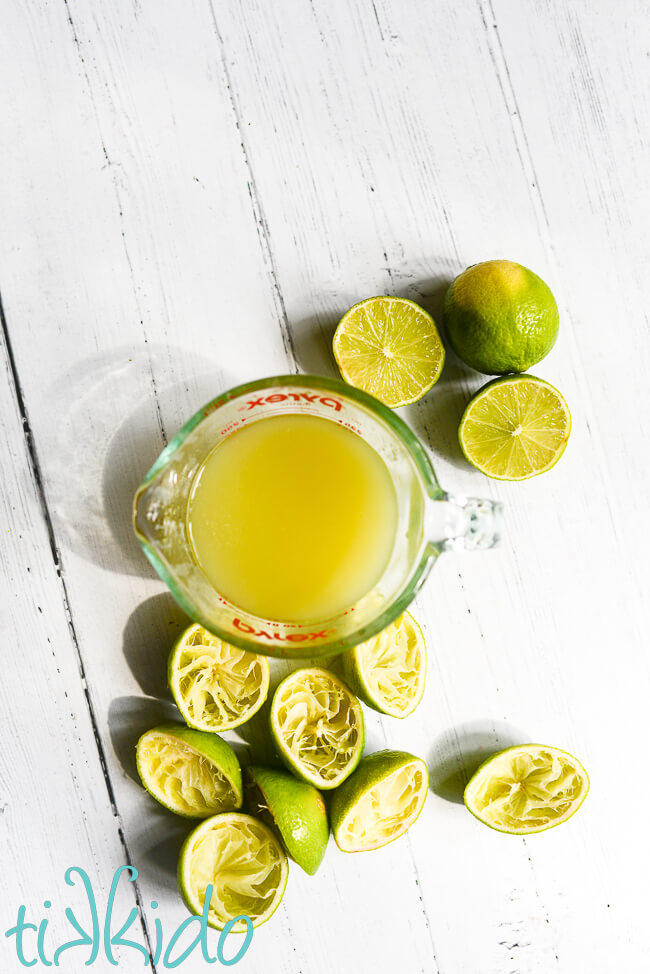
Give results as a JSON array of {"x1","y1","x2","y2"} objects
[{"x1": 133, "y1": 375, "x2": 502, "y2": 658}]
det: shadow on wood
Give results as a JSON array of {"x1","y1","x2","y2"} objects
[
  {"x1": 107, "y1": 694, "x2": 178, "y2": 785},
  {"x1": 138, "y1": 818, "x2": 191, "y2": 888},
  {"x1": 289, "y1": 309, "x2": 343, "y2": 377},
  {"x1": 40, "y1": 343, "x2": 229, "y2": 577},
  {"x1": 427, "y1": 719, "x2": 529, "y2": 804},
  {"x1": 122, "y1": 593, "x2": 190, "y2": 700}
]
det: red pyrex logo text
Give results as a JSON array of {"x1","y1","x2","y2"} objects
[
  {"x1": 233, "y1": 618, "x2": 333, "y2": 642},
  {"x1": 244, "y1": 392, "x2": 342, "y2": 411}
]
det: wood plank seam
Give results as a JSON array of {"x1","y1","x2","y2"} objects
[
  {"x1": 62, "y1": 0, "x2": 170, "y2": 455},
  {"x1": 479, "y1": 0, "x2": 554, "y2": 247},
  {"x1": 207, "y1": 0, "x2": 299, "y2": 374},
  {"x1": 0, "y1": 290, "x2": 158, "y2": 973}
]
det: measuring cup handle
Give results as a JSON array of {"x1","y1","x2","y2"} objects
[{"x1": 427, "y1": 492, "x2": 503, "y2": 552}]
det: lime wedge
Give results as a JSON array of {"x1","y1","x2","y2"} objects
[
  {"x1": 136, "y1": 723, "x2": 242, "y2": 818},
  {"x1": 464, "y1": 744, "x2": 589, "y2": 834},
  {"x1": 459, "y1": 375, "x2": 571, "y2": 480},
  {"x1": 341, "y1": 612, "x2": 426, "y2": 718},
  {"x1": 178, "y1": 812, "x2": 288, "y2": 930},
  {"x1": 330, "y1": 750, "x2": 428, "y2": 852},
  {"x1": 168, "y1": 623, "x2": 270, "y2": 732},
  {"x1": 333, "y1": 296, "x2": 445, "y2": 407},
  {"x1": 246, "y1": 766, "x2": 329, "y2": 875},
  {"x1": 270, "y1": 668, "x2": 364, "y2": 790}
]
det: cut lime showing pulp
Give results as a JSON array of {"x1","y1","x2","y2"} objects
[
  {"x1": 136, "y1": 723, "x2": 242, "y2": 818},
  {"x1": 333, "y1": 296, "x2": 445, "y2": 407},
  {"x1": 168, "y1": 623, "x2": 270, "y2": 732},
  {"x1": 459, "y1": 375, "x2": 571, "y2": 480},
  {"x1": 464, "y1": 744, "x2": 589, "y2": 834},
  {"x1": 270, "y1": 668, "x2": 364, "y2": 790},
  {"x1": 178, "y1": 812, "x2": 288, "y2": 930},
  {"x1": 331, "y1": 750, "x2": 428, "y2": 852},
  {"x1": 246, "y1": 766, "x2": 329, "y2": 875},
  {"x1": 341, "y1": 612, "x2": 426, "y2": 718}
]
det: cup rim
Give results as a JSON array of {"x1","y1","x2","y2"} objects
[
  {"x1": 140, "y1": 373, "x2": 441, "y2": 492},
  {"x1": 134, "y1": 374, "x2": 443, "y2": 658}
]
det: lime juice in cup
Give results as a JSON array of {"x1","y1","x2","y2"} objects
[{"x1": 134, "y1": 375, "x2": 502, "y2": 659}]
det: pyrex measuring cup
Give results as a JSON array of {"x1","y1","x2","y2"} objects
[{"x1": 133, "y1": 375, "x2": 502, "y2": 658}]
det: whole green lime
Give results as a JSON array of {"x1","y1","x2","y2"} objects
[{"x1": 444, "y1": 260, "x2": 559, "y2": 374}]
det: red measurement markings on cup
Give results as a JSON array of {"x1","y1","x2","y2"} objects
[{"x1": 239, "y1": 392, "x2": 343, "y2": 412}]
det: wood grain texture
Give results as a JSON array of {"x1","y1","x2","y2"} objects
[{"x1": 1, "y1": 0, "x2": 648, "y2": 971}]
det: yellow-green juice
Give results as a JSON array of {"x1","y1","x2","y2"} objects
[{"x1": 187, "y1": 414, "x2": 397, "y2": 622}]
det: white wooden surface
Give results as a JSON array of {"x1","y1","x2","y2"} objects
[{"x1": 1, "y1": 1, "x2": 648, "y2": 970}]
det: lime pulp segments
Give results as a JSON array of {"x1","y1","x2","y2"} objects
[
  {"x1": 331, "y1": 750, "x2": 429, "y2": 852},
  {"x1": 341, "y1": 611, "x2": 426, "y2": 718},
  {"x1": 333, "y1": 296, "x2": 445, "y2": 407},
  {"x1": 270, "y1": 668, "x2": 364, "y2": 789},
  {"x1": 136, "y1": 723, "x2": 242, "y2": 818},
  {"x1": 464, "y1": 744, "x2": 589, "y2": 834},
  {"x1": 459, "y1": 375, "x2": 571, "y2": 480},
  {"x1": 178, "y1": 812, "x2": 288, "y2": 930},
  {"x1": 168, "y1": 623, "x2": 270, "y2": 732}
]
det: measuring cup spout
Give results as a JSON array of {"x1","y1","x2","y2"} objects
[{"x1": 426, "y1": 493, "x2": 503, "y2": 553}]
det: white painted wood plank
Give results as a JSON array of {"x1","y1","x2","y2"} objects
[
  {"x1": 204, "y1": 0, "x2": 650, "y2": 970},
  {"x1": 0, "y1": 0, "x2": 296, "y2": 969},
  {"x1": 1, "y1": 1, "x2": 436, "y2": 970},
  {"x1": 0, "y1": 0, "x2": 648, "y2": 971},
  {"x1": 0, "y1": 322, "x2": 150, "y2": 970}
]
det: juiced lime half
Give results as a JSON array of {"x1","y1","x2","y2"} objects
[
  {"x1": 270, "y1": 668, "x2": 364, "y2": 790},
  {"x1": 168, "y1": 623, "x2": 270, "y2": 732},
  {"x1": 331, "y1": 750, "x2": 429, "y2": 852},
  {"x1": 246, "y1": 766, "x2": 329, "y2": 875},
  {"x1": 178, "y1": 812, "x2": 288, "y2": 930},
  {"x1": 136, "y1": 723, "x2": 242, "y2": 818},
  {"x1": 341, "y1": 612, "x2": 426, "y2": 718},
  {"x1": 459, "y1": 375, "x2": 571, "y2": 480},
  {"x1": 464, "y1": 744, "x2": 589, "y2": 834},
  {"x1": 333, "y1": 296, "x2": 445, "y2": 407}
]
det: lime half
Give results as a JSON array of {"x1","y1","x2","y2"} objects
[
  {"x1": 341, "y1": 612, "x2": 426, "y2": 718},
  {"x1": 178, "y1": 812, "x2": 288, "y2": 930},
  {"x1": 168, "y1": 623, "x2": 270, "y2": 732},
  {"x1": 333, "y1": 296, "x2": 445, "y2": 407},
  {"x1": 331, "y1": 750, "x2": 429, "y2": 852},
  {"x1": 459, "y1": 375, "x2": 571, "y2": 480},
  {"x1": 270, "y1": 668, "x2": 364, "y2": 790},
  {"x1": 464, "y1": 744, "x2": 589, "y2": 834},
  {"x1": 246, "y1": 766, "x2": 329, "y2": 875},
  {"x1": 136, "y1": 723, "x2": 242, "y2": 818}
]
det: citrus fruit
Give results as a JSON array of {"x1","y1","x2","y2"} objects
[
  {"x1": 444, "y1": 260, "x2": 559, "y2": 374},
  {"x1": 340, "y1": 612, "x2": 426, "y2": 718},
  {"x1": 464, "y1": 744, "x2": 589, "y2": 834},
  {"x1": 270, "y1": 668, "x2": 364, "y2": 790},
  {"x1": 458, "y1": 375, "x2": 571, "y2": 480},
  {"x1": 168, "y1": 623, "x2": 270, "y2": 732},
  {"x1": 332, "y1": 296, "x2": 445, "y2": 407},
  {"x1": 135, "y1": 723, "x2": 242, "y2": 818},
  {"x1": 245, "y1": 765, "x2": 329, "y2": 875},
  {"x1": 330, "y1": 750, "x2": 429, "y2": 852},
  {"x1": 178, "y1": 812, "x2": 288, "y2": 930}
]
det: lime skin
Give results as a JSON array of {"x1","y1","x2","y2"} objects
[
  {"x1": 246, "y1": 765, "x2": 329, "y2": 875},
  {"x1": 444, "y1": 259, "x2": 559, "y2": 375}
]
